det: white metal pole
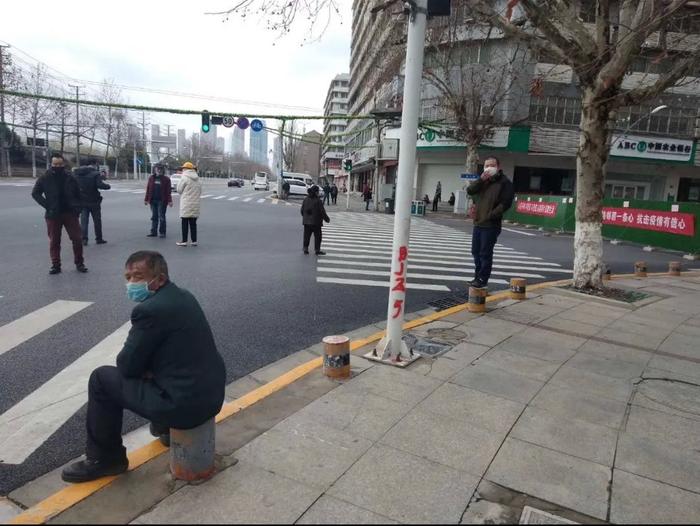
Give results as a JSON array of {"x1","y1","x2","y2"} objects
[{"x1": 373, "y1": 0, "x2": 427, "y2": 363}]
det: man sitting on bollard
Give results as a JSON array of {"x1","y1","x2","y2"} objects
[
  {"x1": 62, "y1": 250, "x2": 226, "y2": 483},
  {"x1": 467, "y1": 156, "x2": 514, "y2": 289}
]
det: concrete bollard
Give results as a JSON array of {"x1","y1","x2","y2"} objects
[
  {"x1": 634, "y1": 261, "x2": 647, "y2": 277},
  {"x1": 170, "y1": 417, "x2": 216, "y2": 482},
  {"x1": 510, "y1": 278, "x2": 527, "y2": 300},
  {"x1": 322, "y1": 335, "x2": 351, "y2": 378},
  {"x1": 603, "y1": 269, "x2": 612, "y2": 281},
  {"x1": 468, "y1": 286, "x2": 487, "y2": 313},
  {"x1": 669, "y1": 261, "x2": 682, "y2": 276}
]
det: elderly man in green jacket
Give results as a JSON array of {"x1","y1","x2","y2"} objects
[{"x1": 62, "y1": 251, "x2": 226, "y2": 483}]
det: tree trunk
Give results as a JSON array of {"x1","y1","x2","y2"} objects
[
  {"x1": 574, "y1": 87, "x2": 610, "y2": 289},
  {"x1": 31, "y1": 123, "x2": 37, "y2": 178},
  {"x1": 465, "y1": 143, "x2": 479, "y2": 174}
]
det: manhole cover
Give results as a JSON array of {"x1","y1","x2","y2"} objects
[
  {"x1": 426, "y1": 327, "x2": 467, "y2": 344},
  {"x1": 403, "y1": 334, "x2": 452, "y2": 357},
  {"x1": 519, "y1": 506, "x2": 578, "y2": 525}
]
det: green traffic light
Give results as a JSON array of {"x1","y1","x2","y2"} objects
[
  {"x1": 202, "y1": 124, "x2": 210, "y2": 133},
  {"x1": 201, "y1": 111, "x2": 210, "y2": 133}
]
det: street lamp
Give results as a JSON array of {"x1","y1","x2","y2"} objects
[{"x1": 611, "y1": 104, "x2": 668, "y2": 149}]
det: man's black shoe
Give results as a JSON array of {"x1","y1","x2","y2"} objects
[
  {"x1": 315, "y1": 251, "x2": 326, "y2": 256},
  {"x1": 303, "y1": 249, "x2": 309, "y2": 255},
  {"x1": 96, "y1": 239, "x2": 107, "y2": 245},
  {"x1": 61, "y1": 457, "x2": 128, "y2": 483},
  {"x1": 49, "y1": 266, "x2": 61, "y2": 275},
  {"x1": 76, "y1": 264, "x2": 88, "y2": 273},
  {"x1": 147, "y1": 233, "x2": 157, "y2": 237},
  {"x1": 469, "y1": 278, "x2": 486, "y2": 288}
]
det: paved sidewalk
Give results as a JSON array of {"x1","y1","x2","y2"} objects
[{"x1": 12, "y1": 275, "x2": 700, "y2": 524}]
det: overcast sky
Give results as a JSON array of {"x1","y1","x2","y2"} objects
[{"x1": 2, "y1": 0, "x2": 351, "y2": 148}]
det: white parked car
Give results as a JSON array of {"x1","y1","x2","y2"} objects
[
  {"x1": 253, "y1": 171, "x2": 270, "y2": 191},
  {"x1": 286, "y1": 179, "x2": 324, "y2": 198}
]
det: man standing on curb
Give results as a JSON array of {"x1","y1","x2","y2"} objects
[
  {"x1": 76, "y1": 164, "x2": 111, "y2": 245},
  {"x1": 467, "y1": 156, "x2": 514, "y2": 289},
  {"x1": 145, "y1": 164, "x2": 173, "y2": 238},
  {"x1": 31, "y1": 154, "x2": 88, "y2": 275}
]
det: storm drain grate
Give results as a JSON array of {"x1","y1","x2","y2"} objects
[{"x1": 427, "y1": 288, "x2": 471, "y2": 311}]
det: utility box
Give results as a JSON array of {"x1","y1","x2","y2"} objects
[
  {"x1": 411, "y1": 200, "x2": 426, "y2": 216},
  {"x1": 454, "y1": 190, "x2": 469, "y2": 215}
]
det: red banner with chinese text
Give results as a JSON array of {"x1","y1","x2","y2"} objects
[
  {"x1": 602, "y1": 208, "x2": 695, "y2": 236},
  {"x1": 516, "y1": 200, "x2": 558, "y2": 217}
]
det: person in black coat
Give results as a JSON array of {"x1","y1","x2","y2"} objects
[
  {"x1": 300, "y1": 185, "x2": 330, "y2": 255},
  {"x1": 61, "y1": 251, "x2": 226, "y2": 483},
  {"x1": 76, "y1": 165, "x2": 111, "y2": 245},
  {"x1": 31, "y1": 154, "x2": 87, "y2": 274},
  {"x1": 330, "y1": 183, "x2": 338, "y2": 205},
  {"x1": 322, "y1": 182, "x2": 331, "y2": 205}
]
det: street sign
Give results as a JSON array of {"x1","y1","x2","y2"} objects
[
  {"x1": 211, "y1": 116, "x2": 224, "y2": 125},
  {"x1": 250, "y1": 119, "x2": 263, "y2": 132},
  {"x1": 460, "y1": 173, "x2": 479, "y2": 180},
  {"x1": 222, "y1": 115, "x2": 235, "y2": 128},
  {"x1": 237, "y1": 117, "x2": 250, "y2": 130}
]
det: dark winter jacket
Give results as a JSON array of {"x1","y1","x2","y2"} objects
[
  {"x1": 301, "y1": 196, "x2": 330, "y2": 226},
  {"x1": 31, "y1": 169, "x2": 82, "y2": 219},
  {"x1": 145, "y1": 174, "x2": 173, "y2": 205},
  {"x1": 116, "y1": 281, "x2": 226, "y2": 429},
  {"x1": 467, "y1": 171, "x2": 515, "y2": 228},
  {"x1": 75, "y1": 166, "x2": 111, "y2": 205}
]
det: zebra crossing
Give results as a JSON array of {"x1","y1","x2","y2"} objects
[
  {"x1": 109, "y1": 188, "x2": 295, "y2": 207},
  {"x1": 317, "y1": 212, "x2": 572, "y2": 292}
]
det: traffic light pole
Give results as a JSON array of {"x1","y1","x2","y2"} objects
[{"x1": 366, "y1": 0, "x2": 427, "y2": 366}]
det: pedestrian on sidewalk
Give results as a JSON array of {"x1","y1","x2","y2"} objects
[
  {"x1": 362, "y1": 183, "x2": 372, "y2": 210},
  {"x1": 76, "y1": 164, "x2": 111, "y2": 246},
  {"x1": 330, "y1": 182, "x2": 338, "y2": 205},
  {"x1": 282, "y1": 179, "x2": 290, "y2": 200},
  {"x1": 60, "y1": 251, "x2": 226, "y2": 483},
  {"x1": 176, "y1": 162, "x2": 202, "y2": 247},
  {"x1": 301, "y1": 185, "x2": 330, "y2": 255},
  {"x1": 322, "y1": 181, "x2": 331, "y2": 205},
  {"x1": 432, "y1": 181, "x2": 442, "y2": 211},
  {"x1": 145, "y1": 164, "x2": 173, "y2": 238},
  {"x1": 466, "y1": 156, "x2": 514, "y2": 289},
  {"x1": 31, "y1": 154, "x2": 88, "y2": 275},
  {"x1": 448, "y1": 192, "x2": 455, "y2": 207}
]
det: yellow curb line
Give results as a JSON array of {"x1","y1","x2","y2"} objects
[{"x1": 12, "y1": 271, "x2": 698, "y2": 524}]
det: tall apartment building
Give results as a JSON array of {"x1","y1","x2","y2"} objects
[
  {"x1": 294, "y1": 130, "x2": 322, "y2": 179},
  {"x1": 348, "y1": 0, "x2": 700, "y2": 204},
  {"x1": 177, "y1": 129, "x2": 188, "y2": 158},
  {"x1": 150, "y1": 125, "x2": 177, "y2": 164},
  {"x1": 321, "y1": 73, "x2": 350, "y2": 185},
  {"x1": 249, "y1": 121, "x2": 269, "y2": 168},
  {"x1": 230, "y1": 126, "x2": 246, "y2": 157}
]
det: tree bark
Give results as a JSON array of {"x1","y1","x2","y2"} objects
[
  {"x1": 574, "y1": 87, "x2": 610, "y2": 289},
  {"x1": 31, "y1": 123, "x2": 37, "y2": 178},
  {"x1": 465, "y1": 142, "x2": 479, "y2": 174}
]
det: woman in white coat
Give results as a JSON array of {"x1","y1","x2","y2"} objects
[{"x1": 176, "y1": 162, "x2": 202, "y2": 246}]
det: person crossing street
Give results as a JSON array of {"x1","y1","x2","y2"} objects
[
  {"x1": 76, "y1": 164, "x2": 111, "y2": 245},
  {"x1": 145, "y1": 164, "x2": 173, "y2": 238}
]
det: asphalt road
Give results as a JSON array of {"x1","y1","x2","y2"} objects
[{"x1": 0, "y1": 177, "x2": 690, "y2": 494}]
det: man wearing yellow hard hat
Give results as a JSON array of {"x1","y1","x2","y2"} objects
[{"x1": 176, "y1": 162, "x2": 202, "y2": 246}]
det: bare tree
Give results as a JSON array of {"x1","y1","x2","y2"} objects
[
  {"x1": 19, "y1": 63, "x2": 53, "y2": 177},
  {"x1": 468, "y1": 0, "x2": 700, "y2": 288},
  {"x1": 94, "y1": 80, "x2": 124, "y2": 167},
  {"x1": 423, "y1": 3, "x2": 535, "y2": 173},
  {"x1": 282, "y1": 120, "x2": 302, "y2": 171}
]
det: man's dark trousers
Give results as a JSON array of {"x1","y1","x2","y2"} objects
[
  {"x1": 86, "y1": 365, "x2": 159, "y2": 462},
  {"x1": 323, "y1": 193, "x2": 330, "y2": 205},
  {"x1": 150, "y1": 201, "x2": 167, "y2": 235},
  {"x1": 47, "y1": 213, "x2": 84, "y2": 266},
  {"x1": 471, "y1": 225, "x2": 501, "y2": 284},
  {"x1": 303, "y1": 225, "x2": 322, "y2": 253},
  {"x1": 80, "y1": 205, "x2": 103, "y2": 241}
]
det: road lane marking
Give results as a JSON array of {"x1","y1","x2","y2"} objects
[
  {"x1": 0, "y1": 322, "x2": 130, "y2": 464},
  {"x1": 257, "y1": 198, "x2": 266, "y2": 203},
  {"x1": 315, "y1": 277, "x2": 450, "y2": 290},
  {"x1": 228, "y1": 196, "x2": 240, "y2": 201},
  {"x1": 212, "y1": 195, "x2": 226, "y2": 200},
  {"x1": 243, "y1": 198, "x2": 253, "y2": 202},
  {"x1": 200, "y1": 194, "x2": 213, "y2": 198},
  {"x1": 317, "y1": 258, "x2": 572, "y2": 274},
  {"x1": 0, "y1": 301, "x2": 92, "y2": 357},
  {"x1": 316, "y1": 266, "x2": 514, "y2": 283},
  {"x1": 502, "y1": 227, "x2": 537, "y2": 236}
]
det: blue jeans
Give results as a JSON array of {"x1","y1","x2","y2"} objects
[
  {"x1": 471, "y1": 226, "x2": 501, "y2": 284},
  {"x1": 150, "y1": 201, "x2": 167, "y2": 235}
]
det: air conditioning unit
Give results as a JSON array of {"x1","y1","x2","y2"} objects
[{"x1": 379, "y1": 139, "x2": 399, "y2": 160}]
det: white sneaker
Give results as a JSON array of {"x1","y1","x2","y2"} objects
[
  {"x1": 176, "y1": 242, "x2": 188, "y2": 247},
  {"x1": 191, "y1": 242, "x2": 198, "y2": 246}
]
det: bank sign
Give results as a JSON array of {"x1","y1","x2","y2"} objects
[
  {"x1": 413, "y1": 126, "x2": 509, "y2": 148},
  {"x1": 611, "y1": 134, "x2": 693, "y2": 162}
]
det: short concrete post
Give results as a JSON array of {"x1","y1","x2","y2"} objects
[
  {"x1": 634, "y1": 261, "x2": 647, "y2": 277},
  {"x1": 669, "y1": 261, "x2": 681, "y2": 276},
  {"x1": 322, "y1": 335, "x2": 351, "y2": 378},
  {"x1": 170, "y1": 417, "x2": 216, "y2": 482},
  {"x1": 603, "y1": 269, "x2": 612, "y2": 281},
  {"x1": 510, "y1": 278, "x2": 527, "y2": 300},
  {"x1": 467, "y1": 286, "x2": 487, "y2": 313}
]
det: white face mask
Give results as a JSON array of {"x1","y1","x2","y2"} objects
[{"x1": 484, "y1": 166, "x2": 498, "y2": 176}]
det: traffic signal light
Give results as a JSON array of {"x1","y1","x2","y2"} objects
[
  {"x1": 343, "y1": 158, "x2": 352, "y2": 172},
  {"x1": 201, "y1": 111, "x2": 210, "y2": 133}
]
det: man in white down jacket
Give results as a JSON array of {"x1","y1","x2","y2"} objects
[{"x1": 176, "y1": 162, "x2": 202, "y2": 246}]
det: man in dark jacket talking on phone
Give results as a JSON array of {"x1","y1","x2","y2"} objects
[{"x1": 466, "y1": 156, "x2": 514, "y2": 289}]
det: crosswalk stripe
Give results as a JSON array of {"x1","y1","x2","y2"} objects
[
  {"x1": 212, "y1": 195, "x2": 226, "y2": 200},
  {"x1": 325, "y1": 227, "x2": 470, "y2": 239},
  {"x1": 316, "y1": 277, "x2": 450, "y2": 291},
  {"x1": 243, "y1": 197, "x2": 253, "y2": 202},
  {"x1": 228, "y1": 196, "x2": 240, "y2": 201},
  {"x1": 322, "y1": 237, "x2": 520, "y2": 254},
  {"x1": 322, "y1": 242, "x2": 531, "y2": 258},
  {"x1": 257, "y1": 198, "x2": 266, "y2": 203},
  {"x1": 272, "y1": 199, "x2": 279, "y2": 205},
  {"x1": 201, "y1": 194, "x2": 213, "y2": 198},
  {"x1": 322, "y1": 246, "x2": 547, "y2": 262},
  {"x1": 318, "y1": 258, "x2": 572, "y2": 274},
  {"x1": 317, "y1": 266, "x2": 533, "y2": 282},
  {"x1": 0, "y1": 322, "x2": 131, "y2": 464},
  {"x1": 318, "y1": 252, "x2": 561, "y2": 267},
  {"x1": 323, "y1": 228, "x2": 510, "y2": 246},
  {"x1": 0, "y1": 301, "x2": 92, "y2": 357}
]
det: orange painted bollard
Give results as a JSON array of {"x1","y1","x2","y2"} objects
[
  {"x1": 170, "y1": 417, "x2": 216, "y2": 482},
  {"x1": 634, "y1": 261, "x2": 647, "y2": 277},
  {"x1": 468, "y1": 286, "x2": 487, "y2": 313},
  {"x1": 323, "y1": 335, "x2": 351, "y2": 378},
  {"x1": 510, "y1": 278, "x2": 527, "y2": 300},
  {"x1": 669, "y1": 261, "x2": 681, "y2": 276}
]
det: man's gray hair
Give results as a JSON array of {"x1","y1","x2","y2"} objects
[{"x1": 125, "y1": 251, "x2": 169, "y2": 279}]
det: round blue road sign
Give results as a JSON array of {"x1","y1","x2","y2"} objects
[
  {"x1": 236, "y1": 117, "x2": 250, "y2": 130},
  {"x1": 250, "y1": 119, "x2": 264, "y2": 132}
]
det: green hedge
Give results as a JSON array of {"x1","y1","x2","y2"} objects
[{"x1": 504, "y1": 194, "x2": 700, "y2": 254}]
